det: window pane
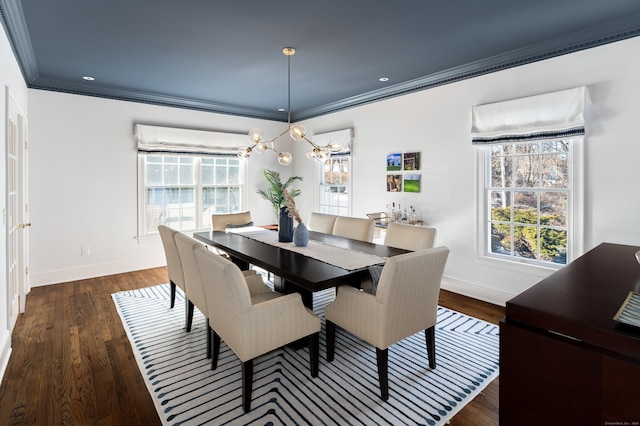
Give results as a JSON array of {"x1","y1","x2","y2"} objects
[
  {"x1": 490, "y1": 191, "x2": 511, "y2": 220},
  {"x1": 147, "y1": 163, "x2": 163, "y2": 185},
  {"x1": 540, "y1": 192, "x2": 567, "y2": 227},
  {"x1": 215, "y1": 165, "x2": 228, "y2": 184},
  {"x1": 490, "y1": 222, "x2": 511, "y2": 256},
  {"x1": 164, "y1": 164, "x2": 179, "y2": 185},
  {"x1": 179, "y1": 158, "x2": 194, "y2": 185},
  {"x1": 540, "y1": 228, "x2": 567, "y2": 264},
  {"x1": 491, "y1": 155, "x2": 512, "y2": 188},
  {"x1": 514, "y1": 154, "x2": 539, "y2": 187},
  {"x1": 202, "y1": 162, "x2": 214, "y2": 185},
  {"x1": 513, "y1": 191, "x2": 537, "y2": 224},
  {"x1": 514, "y1": 225, "x2": 538, "y2": 260}
]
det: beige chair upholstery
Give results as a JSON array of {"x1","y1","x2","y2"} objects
[
  {"x1": 332, "y1": 216, "x2": 375, "y2": 242},
  {"x1": 194, "y1": 246, "x2": 321, "y2": 413},
  {"x1": 383, "y1": 222, "x2": 437, "y2": 251},
  {"x1": 174, "y1": 232, "x2": 213, "y2": 356},
  {"x1": 158, "y1": 225, "x2": 185, "y2": 310},
  {"x1": 307, "y1": 212, "x2": 337, "y2": 234},
  {"x1": 211, "y1": 211, "x2": 253, "y2": 231},
  {"x1": 325, "y1": 246, "x2": 450, "y2": 400}
]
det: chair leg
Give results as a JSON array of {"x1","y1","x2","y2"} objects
[
  {"x1": 211, "y1": 330, "x2": 221, "y2": 370},
  {"x1": 326, "y1": 321, "x2": 336, "y2": 362},
  {"x1": 170, "y1": 281, "x2": 176, "y2": 308},
  {"x1": 376, "y1": 347, "x2": 389, "y2": 401},
  {"x1": 425, "y1": 326, "x2": 436, "y2": 369},
  {"x1": 206, "y1": 318, "x2": 212, "y2": 359},
  {"x1": 309, "y1": 332, "x2": 319, "y2": 378},
  {"x1": 242, "y1": 360, "x2": 254, "y2": 413},
  {"x1": 185, "y1": 299, "x2": 194, "y2": 332}
]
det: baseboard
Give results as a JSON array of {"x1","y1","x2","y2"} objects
[
  {"x1": 0, "y1": 329, "x2": 11, "y2": 384},
  {"x1": 441, "y1": 275, "x2": 514, "y2": 307},
  {"x1": 29, "y1": 256, "x2": 166, "y2": 287}
]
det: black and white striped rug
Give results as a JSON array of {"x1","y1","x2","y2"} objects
[{"x1": 113, "y1": 283, "x2": 499, "y2": 425}]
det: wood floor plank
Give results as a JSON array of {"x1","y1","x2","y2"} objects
[{"x1": 0, "y1": 268, "x2": 503, "y2": 425}]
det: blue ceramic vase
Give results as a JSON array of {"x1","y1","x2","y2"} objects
[
  {"x1": 293, "y1": 222, "x2": 309, "y2": 247},
  {"x1": 278, "y1": 206, "x2": 294, "y2": 242}
]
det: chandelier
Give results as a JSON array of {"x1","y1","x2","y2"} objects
[{"x1": 237, "y1": 47, "x2": 342, "y2": 165}]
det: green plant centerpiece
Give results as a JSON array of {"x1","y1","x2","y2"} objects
[{"x1": 257, "y1": 169, "x2": 303, "y2": 221}]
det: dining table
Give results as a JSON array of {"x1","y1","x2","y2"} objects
[{"x1": 193, "y1": 228, "x2": 409, "y2": 310}]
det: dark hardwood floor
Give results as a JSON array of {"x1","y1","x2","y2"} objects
[{"x1": 0, "y1": 267, "x2": 504, "y2": 425}]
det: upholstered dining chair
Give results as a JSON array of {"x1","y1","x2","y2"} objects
[
  {"x1": 332, "y1": 216, "x2": 375, "y2": 242},
  {"x1": 211, "y1": 211, "x2": 253, "y2": 231},
  {"x1": 383, "y1": 222, "x2": 438, "y2": 251},
  {"x1": 174, "y1": 232, "x2": 213, "y2": 356},
  {"x1": 194, "y1": 245, "x2": 322, "y2": 413},
  {"x1": 158, "y1": 225, "x2": 185, "y2": 311},
  {"x1": 307, "y1": 212, "x2": 337, "y2": 234},
  {"x1": 325, "y1": 246, "x2": 450, "y2": 401}
]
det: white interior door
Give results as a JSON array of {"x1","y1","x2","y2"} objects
[{"x1": 6, "y1": 87, "x2": 29, "y2": 328}]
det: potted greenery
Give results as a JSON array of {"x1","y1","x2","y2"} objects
[{"x1": 257, "y1": 169, "x2": 303, "y2": 221}]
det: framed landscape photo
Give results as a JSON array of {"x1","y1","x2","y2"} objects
[
  {"x1": 404, "y1": 174, "x2": 421, "y2": 193},
  {"x1": 387, "y1": 174, "x2": 402, "y2": 192},
  {"x1": 403, "y1": 152, "x2": 421, "y2": 171},
  {"x1": 386, "y1": 153, "x2": 403, "y2": 171}
]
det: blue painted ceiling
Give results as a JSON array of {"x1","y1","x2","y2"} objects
[{"x1": 2, "y1": 0, "x2": 640, "y2": 121}]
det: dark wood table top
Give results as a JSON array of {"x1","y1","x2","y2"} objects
[
  {"x1": 505, "y1": 242, "x2": 640, "y2": 361},
  {"x1": 193, "y1": 229, "x2": 408, "y2": 293}
]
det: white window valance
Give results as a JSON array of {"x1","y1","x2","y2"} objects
[
  {"x1": 312, "y1": 128, "x2": 353, "y2": 154},
  {"x1": 135, "y1": 124, "x2": 246, "y2": 155},
  {"x1": 471, "y1": 86, "x2": 589, "y2": 145}
]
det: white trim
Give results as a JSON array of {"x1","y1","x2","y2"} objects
[
  {"x1": 29, "y1": 256, "x2": 166, "y2": 287},
  {"x1": 441, "y1": 275, "x2": 514, "y2": 307},
  {"x1": 0, "y1": 329, "x2": 11, "y2": 384}
]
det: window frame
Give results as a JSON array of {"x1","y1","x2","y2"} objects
[
  {"x1": 137, "y1": 153, "x2": 247, "y2": 238},
  {"x1": 316, "y1": 153, "x2": 352, "y2": 216},
  {"x1": 475, "y1": 138, "x2": 584, "y2": 273}
]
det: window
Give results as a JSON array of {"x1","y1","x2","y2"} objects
[
  {"x1": 319, "y1": 154, "x2": 350, "y2": 215},
  {"x1": 140, "y1": 154, "x2": 244, "y2": 235},
  {"x1": 479, "y1": 139, "x2": 582, "y2": 268},
  {"x1": 472, "y1": 87, "x2": 587, "y2": 270}
]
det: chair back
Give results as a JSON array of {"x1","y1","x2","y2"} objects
[
  {"x1": 211, "y1": 211, "x2": 253, "y2": 231},
  {"x1": 375, "y1": 246, "x2": 449, "y2": 345},
  {"x1": 174, "y1": 232, "x2": 208, "y2": 314},
  {"x1": 384, "y1": 222, "x2": 437, "y2": 251},
  {"x1": 194, "y1": 246, "x2": 253, "y2": 351},
  {"x1": 158, "y1": 225, "x2": 185, "y2": 290},
  {"x1": 332, "y1": 216, "x2": 375, "y2": 242},
  {"x1": 307, "y1": 212, "x2": 337, "y2": 234}
]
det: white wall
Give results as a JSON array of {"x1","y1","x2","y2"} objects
[
  {"x1": 0, "y1": 22, "x2": 29, "y2": 383},
  {"x1": 293, "y1": 36, "x2": 640, "y2": 305},
  {"x1": 27, "y1": 91, "x2": 289, "y2": 285},
  {"x1": 25, "y1": 36, "x2": 640, "y2": 307}
]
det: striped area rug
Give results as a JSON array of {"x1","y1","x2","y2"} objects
[{"x1": 113, "y1": 283, "x2": 499, "y2": 426}]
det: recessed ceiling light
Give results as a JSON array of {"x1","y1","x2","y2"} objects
[
  {"x1": 379, "y1": 77, "x2": 389, "y2": 82},
  {"x1": 278, "y1": 108, "x2": 286, "y2": 112},
  {"x1": 82, "y1": 76, "x2": 95, "y2": 81}
]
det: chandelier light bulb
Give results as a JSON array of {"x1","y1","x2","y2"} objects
[
  {"x1": 290, "y1": 123, "x2": 307, "y2": 141},
  {"x1": 248, "y1": 129, "x2": 265, "y2": 144},
  {"x1": 278, "y1": 152, "x2": 293, "y2": 165},
  {"x1": 255, "y1": 142, "x2": 269, "y2": 153},
  {"x1": 237, "y1": 147, "x2": 252, "y2": 159},
  {"x1": 327, "y1": 142, "x2": 342, "y2": 152}
]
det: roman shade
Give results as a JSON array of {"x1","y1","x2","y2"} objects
[
  {"x1": 312, "y1": 128, "x2": 353, "y2": 154},
  {"x1": 471, "y1": 86, "x2": 589, "y2": 145},
  {"x1": 135, "y1": 124, "x2": 245, "y2": 155}
]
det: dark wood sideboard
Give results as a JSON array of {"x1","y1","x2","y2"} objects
[{"x1": 500, "y1": 243, "x2": 640, "y2": 425}]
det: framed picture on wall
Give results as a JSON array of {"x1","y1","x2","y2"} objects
[
  {"x1": 404, "y1": 174, "x2": 421, "y2": 192},
  {"x1": 387, "y1": 174, "x2": 402, "y2": 192},
  {"x1": 403, "y1": 152, "x2": 421, "y2": 170},
  {"x1": 386, "y1": 153, "x2": 403, "y2": 171}
]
